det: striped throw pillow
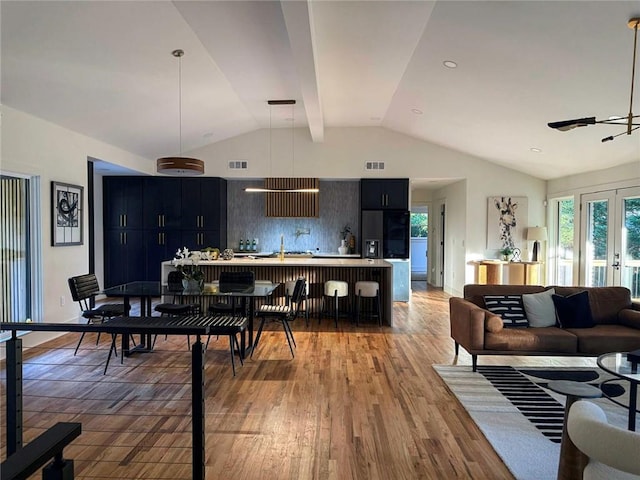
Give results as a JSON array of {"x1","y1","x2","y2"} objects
[{"x1": 483, "y1": 295, "x2": 528, "y2": 328}]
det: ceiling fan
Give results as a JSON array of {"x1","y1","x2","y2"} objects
[{"x1": 548, "y1": 17, "x2": 640, "y2": 143}]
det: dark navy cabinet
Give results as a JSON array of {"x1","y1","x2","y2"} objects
[
  {"x1": 103, "y1": 176, "x2": 227, "y2": 286},
  {"x1": 360, "y1": 179, "x2": 409, "y2": 210}
]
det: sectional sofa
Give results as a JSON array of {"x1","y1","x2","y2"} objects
[{"x1": 449, "y1": 284, "x2": 640, "y2": 371}]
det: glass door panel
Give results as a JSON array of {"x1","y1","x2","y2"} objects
[
  {"x1": 581, "y1": 193, "x2": 613, "y2": 287},
  {"x1": 620, "y1": 190, "x2": 640, "y2": 300},
  {"x1": 580, "y1": 187, "x2": 640, "y2": 299}
]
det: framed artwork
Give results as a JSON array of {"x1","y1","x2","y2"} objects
[
  {"x1": 51, "y1": 181, "x2": 83, "y2": 246},
  {"x1": 486, "y1": 196, "x2": 528, "y2": 250}
]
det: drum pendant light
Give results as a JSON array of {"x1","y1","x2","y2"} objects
[{"x1": 157, "y1": 49, "x2": 204, "y2": 176}]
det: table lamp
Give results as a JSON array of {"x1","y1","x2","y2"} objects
[{"x1": 527, "y1": 226, "x2": 548, "y2": 262}]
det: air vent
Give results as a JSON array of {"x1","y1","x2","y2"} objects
[
  {"x1": 228, "y1": 161, "x2": 248, "y2": 170},
  {"x1": 365, "y1": 161, "x2": 385, "y2": 170}
]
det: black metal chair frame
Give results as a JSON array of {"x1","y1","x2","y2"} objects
[
  {"x1": 68, "y1": 274, "x2": 130, "y2": 374},
  {"x1": 208, "y1": 271, "x2": 255, "y2": 318},
  {"x1": 252, "y1": 277, "x2": 306, "y2": 358}
]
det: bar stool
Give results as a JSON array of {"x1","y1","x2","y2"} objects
[
  {"x1": 322, "y1": 280, "x2": 349, "y2": 328},
  {"x1": 354, "y1": 281, "x2": 382, "y2": 326},
  {"x1": 285, "y1": 279, "x2": 310, "y2": 326}
]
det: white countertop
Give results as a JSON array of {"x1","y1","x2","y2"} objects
[{"x1": 162, "y1": 258, "x2": 390, "y2": 268}]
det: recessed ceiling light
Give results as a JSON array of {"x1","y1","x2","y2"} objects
[
  {"x1": 530, "y1": 147, "x2": 542, "y2": 153},
  {"x1": 443, "y1": 60, "x2": 458, "y2": 69},
  {"x1": 411, "y1": 108, "x2": 423, "y2": 115}
]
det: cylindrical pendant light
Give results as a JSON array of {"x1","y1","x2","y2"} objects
[{"x1": 157, "y1": 49, "x2": 205, "y2": 176}]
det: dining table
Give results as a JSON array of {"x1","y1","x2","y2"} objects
[{"x1": 102, "y1": 280, "x2": 280, "y2": 358}]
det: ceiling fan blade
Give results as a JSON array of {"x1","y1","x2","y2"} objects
[{"x1": 547, "y1": 117, "x2": 596, "y2": 131}]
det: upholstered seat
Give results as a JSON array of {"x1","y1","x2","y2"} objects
[
  {"x1": 354, "y1": 281, "x2": 381, "y2": 326},
  {"x1": 323, "y1": 280, "x2": 349, "y2": 328},
  {"x1": 567, "y1": 400, "x2": 640, "y2": 479}
]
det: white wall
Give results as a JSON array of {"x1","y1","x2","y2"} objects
[
  {"x1": 0, "y1": 106, "x2": 149, "y2": 350},
  {"x1": 547, "y1": 161, "x2": 639, "y2": 197}
]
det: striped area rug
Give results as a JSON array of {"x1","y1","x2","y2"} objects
[{"x1": 434, "y1": 365, "x2": 630, "y2": 480}]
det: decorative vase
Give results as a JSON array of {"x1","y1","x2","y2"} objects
[
  {"x1": 222, "y1": 248, "x2": 234, "y2": 260},
  {"x1": 338, "y1": 239, "x2": 348, "y2": 255},
  {"x1": 182, "y1": 278, "x2": 202, "y2": 291}
]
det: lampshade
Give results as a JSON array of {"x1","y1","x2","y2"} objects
[
  {"x1": 527, "y1": 227, "x2": 548, "y2": 242},
  {"x1": 157, "y1": 157, "x2": 204, "y2": 176}
]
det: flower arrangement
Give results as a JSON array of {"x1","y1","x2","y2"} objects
[
  {"x1": 172, "y1": 247, "x2": 205, "y2": 285},
  {"x1": 340, "y1": 224, "x2": 352, "y2": 241}
]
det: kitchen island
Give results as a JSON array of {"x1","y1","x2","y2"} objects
[{"x1": 161, "y1": 258, "x2": 394, "y2": 325}]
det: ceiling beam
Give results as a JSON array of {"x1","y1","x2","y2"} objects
[{"x1": 281, "y1": 0, "x2": 324, "y2": 142}]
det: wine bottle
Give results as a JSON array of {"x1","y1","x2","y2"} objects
[{"x1": 239, "y1": 239, "x2": 244, "y2": 251}]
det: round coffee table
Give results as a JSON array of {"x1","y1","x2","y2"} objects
[
  {"x1": 546, "y1": 380, "x2": 602, "y2": 480},
  {"x1": 597, "y1": 352, "x2": 640, "y2": 431}
]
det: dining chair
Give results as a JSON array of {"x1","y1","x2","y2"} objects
[
  {"x1": 154, "y1": 270, "x2": 200, "y2": 349},
  {"x1": 208, "y1": 271, "x2": 255, "y2": 317},
  {"x1": 252, "y1": 277, "x2": 306, "y2": 358},
  {"x1": 68, "y1": 273, "x2": 131, "y2": 374}
]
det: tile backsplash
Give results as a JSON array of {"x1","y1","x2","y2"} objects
[{"x1": 226, "y1": 180, "x2": 360, "y2": 254}]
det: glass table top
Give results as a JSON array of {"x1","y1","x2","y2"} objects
[
  {"x1": 597, "y1": 352, "x2": 640, "y2": 383},
  {"x1": 103, "y1": 281, "x2": 280, "y2": 297}
]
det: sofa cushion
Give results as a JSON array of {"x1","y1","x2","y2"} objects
[
  {"x1": 464, "y1": 284, "x2": 545, "y2": 308},
  {"x1": 566, "y1": 325, "x2": 640, "y2": 355},
  {"x1": 485, "y1": 314, "x2": 504, "y2": 333},
  {"x1": 485, "y1": 326, "x2": 578, "y2": 353},
  {"x1": 483, "y1": 295, "x2": 528, "y2": 327},
  {"x1": 553, "y1": 291, "x2": 594, "y2": 328},
  {"x1": 552, "y1": 286, "x2": 632, "y2": 325},
  {"x1": 522, "y1": 288, "x2": 557, "y2": 327}
]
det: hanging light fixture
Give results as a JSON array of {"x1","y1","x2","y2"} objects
[
  {"x1": 547, "y1": 18, "x2": 640, "y2": 142},
  {"x1": 245, "y1": 99, "x2": 319, "y2": 193},
  {"x1": 157, "y1": 49, "x2": 205, "y2": 176}
]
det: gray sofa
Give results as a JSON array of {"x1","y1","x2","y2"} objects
[{"x1": 449, "y1": 284, "x2": 640, "y2": 371}]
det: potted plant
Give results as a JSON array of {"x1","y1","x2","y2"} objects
[
  {"x1": 172, "y1": 247, "x2": 205, "y2": 290},
  {"x1": 499, "y1": 247, "x2": 514, "y2": 261}
]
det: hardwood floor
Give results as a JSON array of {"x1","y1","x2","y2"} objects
[{"x1": 0, "y1": 283, "x2": 594, "y2": 479}]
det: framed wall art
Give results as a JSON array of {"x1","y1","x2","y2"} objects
[
  {"x1": 486, "y1": 196, "x2": 528, "y2": 251},
  {"x1": 51, "y1": 181, "x2": 83, "y2": 246}
]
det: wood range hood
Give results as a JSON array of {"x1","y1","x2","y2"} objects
[{"x1": 262, "y1": 178, "x2": 319, "y2": 217}]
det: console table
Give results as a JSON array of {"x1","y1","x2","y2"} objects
[{"x1": 468, "y1": 260, "x2": 541, "y2": 285}]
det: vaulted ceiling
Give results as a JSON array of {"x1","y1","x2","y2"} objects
[{"x1": 2, "y1": 1, "x2": 639, "y2": 180}]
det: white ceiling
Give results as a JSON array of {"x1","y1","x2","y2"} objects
[{"x1": 2, "y1": 1, "x2": 639, "y2": 181}]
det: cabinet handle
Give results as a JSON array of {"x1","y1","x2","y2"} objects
[
  {"x1": 158, "y1": 214, "x2": 161, "y2": 227},
  {"x1": 158, "y1": 232, "x2": 162, "y2": 245},
  {"x1": 123, "y1": 232, "x2": 127, "y2": 245},
  {"x1": 162, "y1": 232, "x2": 166, "y2": 245},
  {"x1": 120, "y1": 232, "x2": 123, "y2": 244},
  {"x1": 123, "y1": 214, "x2": 127, "y2": 228}
]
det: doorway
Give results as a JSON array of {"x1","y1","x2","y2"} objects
[
  {"x1": 580, "y1": 187, "x2": 640, "y2": 299},
  {"x1": 410, "y1": 209, "x2": 428, "y2": 281}
]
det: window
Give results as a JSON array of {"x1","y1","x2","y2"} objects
[
  {"x1": 1, "y1": 174, "x2": 42, "y2": 338},
  {"x1": 550, "y1": 197, "x2": 574, "y2": 286}
]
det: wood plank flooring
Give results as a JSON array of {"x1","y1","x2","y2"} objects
[{"x1": 0, "y1": 283, "x2": 594, "y2": 479}]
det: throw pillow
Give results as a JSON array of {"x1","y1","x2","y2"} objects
[
  {"x1": 522, "y1": 288, "x2": 557, "y2": 327},
  {"x1": 552, "y1": 291, "x2": 594, "y2": 328},
  {"x1": 483, "y1": 295, "x2": 528, "y2": 327}
]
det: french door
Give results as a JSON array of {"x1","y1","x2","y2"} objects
[{"x1": 580, "y1": 187, "x2": 640, "y2": 299}]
